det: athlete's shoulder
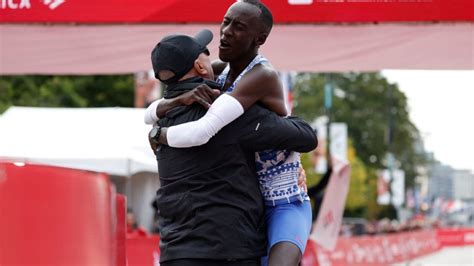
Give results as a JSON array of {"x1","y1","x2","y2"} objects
[{"x1": 247, "y1": 63, "x2": 279, "y2": 83}]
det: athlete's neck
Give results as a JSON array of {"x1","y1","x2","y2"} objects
[{"x1": 228, "y1": 52, "x2": 258, "y2": 82}]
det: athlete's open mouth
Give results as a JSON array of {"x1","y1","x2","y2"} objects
[{"x1": 220, "y1": 39, "x2": 231, "y2": 49}]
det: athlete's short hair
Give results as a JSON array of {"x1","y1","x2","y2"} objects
[{"x1": 240, "y1": 0, "x2": 273, "y2": 34}]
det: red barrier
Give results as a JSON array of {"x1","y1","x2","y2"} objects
[
  {"x1": 116, "y1": 194, "x2": 127, "y2": 266},
  {"x1": 126, "y1": 235, "x2": 160, "y2": 266},
  {"x1": 437, "y1": 228, "x2": 474, "y2": 247},
  {"x1": 303, "y1": 230, "x2": 441, "y2": 266},
  {"x1": 0, "y1": 162, "x2": 116, "y2": 266},
  {"x1": 2, "y1": 162, "x2": 462, "y2": 266}
]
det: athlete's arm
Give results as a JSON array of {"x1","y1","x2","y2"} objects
[
  {"x1": 156, "y1": 65, "x2": 288, "y2": 147},
  {"x1": 229, "y1": 64, "x2": 287, "y2": 116}
]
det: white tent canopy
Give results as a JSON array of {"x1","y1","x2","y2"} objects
[
  {"x1": 0, "y1": 106, "x2": 160, "y2": 230},
  {"x1": 0, "y1": 106, "x2": 157, "y2": 176}
]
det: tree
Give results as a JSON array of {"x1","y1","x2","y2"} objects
[
  {"x1": 293, "y1": 72, "x2": 426, "y2": 189},
  {"x1": 0, "y1": 75, "x2": 134, "y2": 114},
  {"x1": 345, "y1": 140, "x2": 369, "y2": 214}
]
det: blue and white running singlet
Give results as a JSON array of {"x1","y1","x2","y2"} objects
[{"x1": 216, "y1": 55, "x2": 309, "y2": 206}]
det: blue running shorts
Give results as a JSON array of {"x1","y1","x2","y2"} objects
[{"x1": 261, "y1": 200, "x2": 312, "y2": 266}]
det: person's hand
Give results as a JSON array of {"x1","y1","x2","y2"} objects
[
  {"x1": 148, "y1": 131, "x2": 158, "y2": 155},
  {"x1": 298, "y1": 166, "x2": 307, "y2": 193},
  {"x1": 178, "y1": 84, "x2": 221, "y2": 109}
]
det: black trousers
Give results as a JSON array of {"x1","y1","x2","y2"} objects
[{"x1": 160, "y1": 258, "x2": 261, "y2": 266}]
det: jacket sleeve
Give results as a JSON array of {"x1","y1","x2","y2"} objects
[
  {"x1": 307, "y1": 167, "x2": 332, "y2": 197},
  {"x1": 237, "y1": 106, "x2": 318, "y2": 152}
]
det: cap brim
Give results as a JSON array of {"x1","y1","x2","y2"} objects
[{"x1": 194, "y1": 29, "x2": 213, "y2": 47}]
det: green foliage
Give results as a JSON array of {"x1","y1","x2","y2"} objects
[
  {"x1": 345, "y1": 141, "x2": 369, "y2": 212},
  {"x1": 293, "y1": 72, "x2": 426, "y2": 189},
  {"x1": 300, "y1": 152, "x2": 320, "y2": 188},
  {"x1": 0, "y1": 75, "x2": 134, "y2": 114}
]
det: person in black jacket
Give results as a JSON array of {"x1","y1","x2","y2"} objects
[
  {"x1": 148, "y1": 30, "x2": 317, "y2": 266},
  {"x1": 307, "y1": 158, "x2": 332, "y2": 225}
]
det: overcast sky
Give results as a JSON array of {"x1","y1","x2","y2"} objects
[{"x1": 382, "y1": 70, "x2": 474, "y2": 173}]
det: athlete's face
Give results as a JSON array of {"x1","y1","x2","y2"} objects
[{"x1": 219, "y1": 2, "x2": 262, "y2": 62}]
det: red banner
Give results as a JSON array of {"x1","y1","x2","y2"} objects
[
  {"x1": 303, "y1": 230, "x2": 441, "y2": 266},
  {"x1": 126, "y1": 235, "x2": 160, "y2": 266},
  {"x1": 124, "y1": 229, "x2": 474, "y2": 266},
  {"x1": 437, "y1": 228, "x2": 474, "y2": 247},
  {"x1": 0, "y1": 0, "x2": 472, "y2": 23}
]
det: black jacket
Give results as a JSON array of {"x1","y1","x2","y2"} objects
[{"x1": 156, "y1": 77, "x2": 317, "y2": 262}]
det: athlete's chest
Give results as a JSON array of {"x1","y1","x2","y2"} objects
[{"x1": 222, "y1": 79, "x2": 233, "y2": 92}]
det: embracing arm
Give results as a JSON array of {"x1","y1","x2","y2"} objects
[
  {"x1": 144, "y1": 60, "x2": 229, "y2": 125},
  {"x1": 239, "y1": 112, "x2": 318, "y2": 153},
  {"x1": 143, "y1": 86, "x2": 221, "y2": 125},
  {"x1": 159, "y1": 94, "x2": 244, "y2": 147},
  {"x1": 157, "y1": 66, "x2": 288, "y2": 147}
]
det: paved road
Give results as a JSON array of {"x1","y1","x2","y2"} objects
[{"x1": 394, "y1": 246, "x2": 474, "y2": 266}]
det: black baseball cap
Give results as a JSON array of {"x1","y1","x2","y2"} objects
[{"x1": 151, "y1": 29, "x2": 213, "y2": 85}]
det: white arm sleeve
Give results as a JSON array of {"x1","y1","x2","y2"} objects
[
  {"x1": 167, "y1": 94, "x2": 244, "y2": 148},
  {"x1": 144, "y1": 98, "x2": 163, "y2": 125}
]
